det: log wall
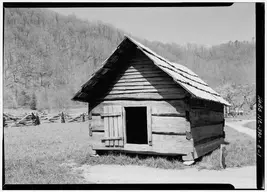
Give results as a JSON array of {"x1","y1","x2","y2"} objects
[
  {"x1": 98, "y1": 49, "x2": 188, "y2": 101},
  {"x1": 189, "y1": 99, "x2": 225, "y2": 158},
  {"x1": 93, "y1": 135, "x2": 192, "y2": 155},
  {"x1": 90, "y1": 100, "x2": 192, "y2": 155},
  {"x1": 91, "y1": 100, "x2": 189, "y2": 132}
]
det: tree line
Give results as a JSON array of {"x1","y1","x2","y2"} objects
[{"x1": 4, "y1": 8, "x2": 255, "y2": 112}]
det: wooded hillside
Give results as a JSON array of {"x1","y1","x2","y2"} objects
[{"x1": 4, "y1": 8, "x2": 256, "y2": 112}]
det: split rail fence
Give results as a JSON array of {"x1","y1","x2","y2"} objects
[{"x1": 3, "y1": 111, "x2": 88, "y2": 127}]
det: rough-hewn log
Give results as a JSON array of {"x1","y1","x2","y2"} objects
[
  {"x1": 190, "y1": 109, "x2": 224, "y2": 128},
  {"x1": 191, "y1": 124, "x2": 224, "y2": 143},
  {"x1": 94, "y1": 100, "x2": 186, "y2": 114},
  {"x1": 124, "y1": 69, "x2": 161, "y2": 75},
  {"x1": 151, "y1": 135, "x2": 192, "y2": 154},
  {"x1": 193, "y1": 137, "x2": 224, "y2": 159},
  {"x1": 123, "y1": 70, "x2": 164, "y2": 76},
  {"x1": 108, "y1": 87, "x2": 186, "y2": 95},
  {"x1": 115, "y1": 77, "x2": 177, "y2": 83},
  {"x1": 125, "y1": 66, "x2": 159, "y2": 72},
  {"x1": 93, "y1": 146, "x2": 190, "y2": 156},
  {"x1": 190, "y1": 98, "x2": 224, "y2": 112},
  {"x1": 114, "y1": 81, "x2": 174, "y2": 87},
  {"x1": 152, "y1": 113, "x2": 185, "y2": 117},
  {"x1": 112, "y1": 84, "x2": 178, "y2": 90},
  {"x1": 152, "y1": 131, "x2": 186, "y2": 135},
  {"x1": 119, "y1": 74, "x2": 172, "y2": 80},
  {"x1": 152, "y1": 116, "x2": 189, "y2": 133},
  {"x1": 103, "y1": 92, "x2": 186, "y2": 100}
]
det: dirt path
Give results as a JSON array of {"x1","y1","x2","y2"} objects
[
  {"x1": 225, "y1": 120, "x2": 256, "y2": 139},
  {"x1": 68, "y1": 119, "x2": 256, "y2": 188},
  {"x1": 74, "y1": 164, "x2": 256, "y2": 188}
]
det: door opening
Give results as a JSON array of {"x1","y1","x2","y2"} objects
[{"x1": 125, "y1": 107, "x2": 148, "y2": 144}]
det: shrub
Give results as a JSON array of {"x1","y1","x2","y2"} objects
[
  {"x1": 17, "y1": 90, "x2": 31, "y2": 107},
  {"x1": 3, "y1": 89, "x2": 18, "y2": 109},
  {"x1": 36, "y1": 89, "x2": 50, "y2": 111},
  {"x1": 49, "y1": 88, "x2": 71, "y2": 110}
]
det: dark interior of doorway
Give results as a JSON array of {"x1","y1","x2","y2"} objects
[{"x1": 125, "y1": 107, "x2": 148, "y2": 144}]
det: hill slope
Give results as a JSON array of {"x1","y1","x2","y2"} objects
[{"x1": 4, "y1": 8, "x2": 255, "y2": 111}]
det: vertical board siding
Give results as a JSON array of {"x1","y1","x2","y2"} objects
[
  {"x1": 104, "y1": 106, "x2": 110, "y2": 146},
  {"x1": 122, "y1": 107, "x2": 126, "y2": 145},
  {"x1": 109, "y1": 106, "x2": 114, "y2": 146},
  {"x1": 103, "y1": 105, "x2": 124, "y2": 147},
  {"x1": 113, "y1": 106, "x2": 119, "y2": 146},
  {"x1": 117, "y1": 107, "x2": 123, "y2": 146}
]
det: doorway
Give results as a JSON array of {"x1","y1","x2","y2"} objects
[{"x1": 125, "y1": 107, "x2": 148, "y2": 144}]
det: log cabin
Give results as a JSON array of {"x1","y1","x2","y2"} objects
[{"x1": 72, "y1": 36, "x2": 231, "y2": 161}]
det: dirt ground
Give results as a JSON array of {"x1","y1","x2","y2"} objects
[
  {"x1": 67, "y1": 119, "x2": 257, "y2": 188},
  {"x1": 5, "y1": 113, "x2": 256, "y2": 187},
  {"x1": 70, "y1": 164, "x2": 256, "y2": 188}
]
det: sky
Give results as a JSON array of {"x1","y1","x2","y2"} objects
[{"x1": 49, "y1": 3, "x2": 255, "y2": 46}]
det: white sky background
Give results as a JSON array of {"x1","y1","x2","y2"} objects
[{"x1": 49, "y1": 3, "x2": 255, "y2": 46}]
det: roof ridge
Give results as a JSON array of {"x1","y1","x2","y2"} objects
[
  {"x1": 125, "y1": 36, "x2": 199, "y2": 78},
  {"x1": 73, "y1": 35, "x2": 230, "y2": 106}
]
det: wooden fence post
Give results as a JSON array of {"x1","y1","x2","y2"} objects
[
  {"x1": 3, "y1": 117, "x2": 6, "y2": 127},
  {"x1": 31, "y1": 113, "x2": 36, "y2": 126},
  {"x1": 61, "y1": 112, "x2": 65, "y2": 123},
  {"x1": 35, "y1": 113, "x2": 40, "y2": 125},
  {"x1": 82, "y1": 113, "x2": 85, "y2": 122},
  {"x1": 220, "y1": 144, "x2": 226, "y2": 169},
  {"x1": 88, "y1": 104, "x2": 92, "y2": 137}
]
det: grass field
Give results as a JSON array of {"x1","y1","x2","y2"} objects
[
  {"x1": 243, "y1": 121, "x2": 256, "y2": 130},
  {"x1": 4, "y1": 123, "x2": 91, "y2": 184},
  {"x1": 4, "y1": 122, "x2": 256, "y2": 184},
  {"x1": 196, "y1": 125, "x2": 256, "y2": 170}
]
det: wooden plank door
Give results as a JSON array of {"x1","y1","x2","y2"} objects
[{"x1": 103, "y1": 105, "x2": 124, "y2": 147}]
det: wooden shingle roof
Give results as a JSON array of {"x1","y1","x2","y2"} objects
[{"x1": 72, "y1": 35, "x2": 230, "y2": 106}]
